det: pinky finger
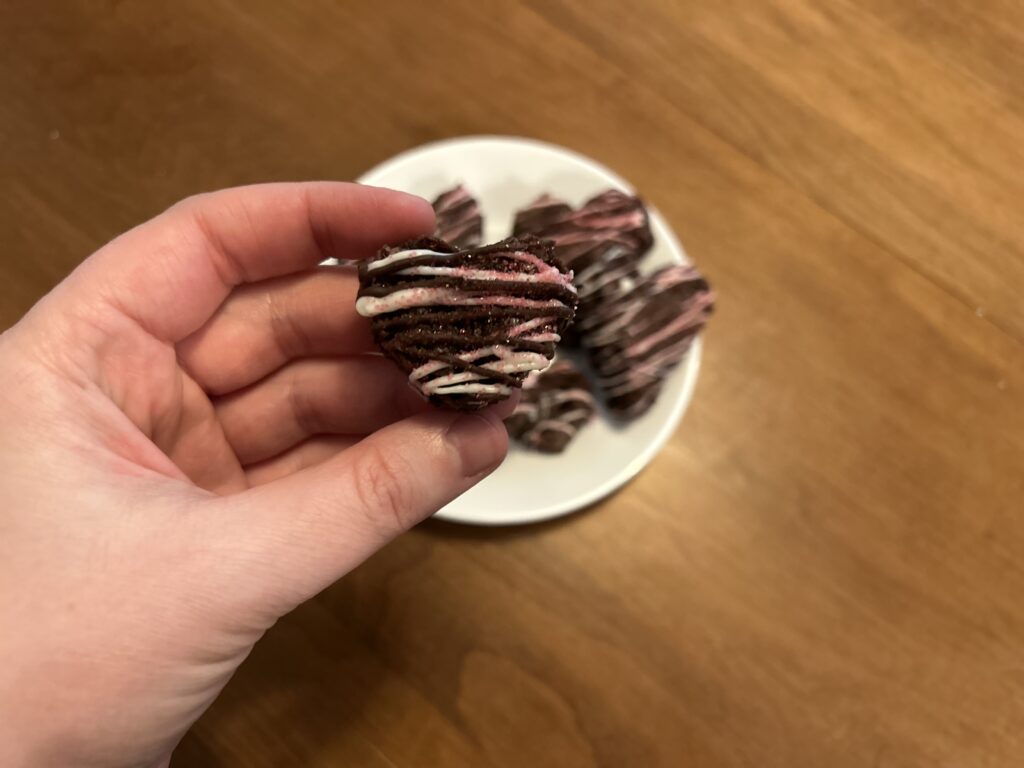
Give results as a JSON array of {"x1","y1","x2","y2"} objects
[{"x1": 245, "y1": 434, "x2": 360, "y2": 486}]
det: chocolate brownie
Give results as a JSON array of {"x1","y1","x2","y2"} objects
[
  {"x1": 513, "y1": 189, "x2": 653, "y2": 269},
  {"x1": 356, "y1": 235, "x2": 578, "y2": 410},
  {"x1": 583, "y1": 264, "x2": 714, "y2": 419}
]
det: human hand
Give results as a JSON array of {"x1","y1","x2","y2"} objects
[{"x1": 0, "y1": 183, "x2": 511, "y2": 767}]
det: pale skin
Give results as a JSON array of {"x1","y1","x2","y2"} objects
[{"x1": 0, "y1": 183, "x2": 513, "y2": 768}]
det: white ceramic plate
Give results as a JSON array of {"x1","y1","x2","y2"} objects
[{"x1": 358, "y1": 136, "x2": 702, "y2": 526}]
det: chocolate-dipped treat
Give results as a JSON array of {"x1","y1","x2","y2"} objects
[
  {"x1": 356, "y1": 236, "x2": 578, "y2": 410},
  {"x1": 505, "y1": 359, "x2": 596, "y2": 453},
  {"x1": 432, "y1": 184, "x2": 482, "y2": 248},
  {"x1": 584, "y1": 264, "x2": 714, "y2": 420},
  {"x1": 513, "y1": 188, "x2": 653, "y2": 268}
]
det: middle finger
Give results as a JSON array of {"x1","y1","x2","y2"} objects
[{"x1": 178, "y1": 267, "x2": 374, "y2": 395}]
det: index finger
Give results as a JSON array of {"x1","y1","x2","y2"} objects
[{"x1": 63, "y1": 182, "x2": 434, "y2": 342}]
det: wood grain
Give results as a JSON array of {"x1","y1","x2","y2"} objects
[{"x1": 3, "y1": 1, "x2": 1023, "y2": 766}]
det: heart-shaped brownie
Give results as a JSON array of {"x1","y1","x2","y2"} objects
[
  {"x1": 583, "y1": 264, "x2": 714, "y2": 419},
  {"x1": 505, "y1": 358, "x2": 596, "y2": 453},
  {"x1": 356, "y1": 235, "x2": 578, "y2": 410},
  {"x1": 513, "y1": 189, "x2": 653, "y2": 269}
]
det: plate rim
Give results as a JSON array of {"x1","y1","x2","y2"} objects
[{"x1": 357, "y1": 134, "x2": 703, "y2": 526}]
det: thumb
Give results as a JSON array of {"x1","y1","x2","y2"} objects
[{"x1": 216, "y1": 407, "x2": 509, "y2": 611}]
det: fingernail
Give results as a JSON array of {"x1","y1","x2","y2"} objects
[{"x1": 445, "y1": 411, "x2": 508, "y2": 478}]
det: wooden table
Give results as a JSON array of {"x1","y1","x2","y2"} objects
[{"x1": 5, "y1": 2, "x2": 1024, "y2": 766}]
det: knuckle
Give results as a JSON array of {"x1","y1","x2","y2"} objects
[
  {"x1": 169, "y1": 191, "x2": 208, "y2": 213},
  {"x1": 351, "y1": 445, "x2": 417, "y2": 537},
  {"x1": 268, "y1": 292, "x2": 313, "y2": 359},
  {"x1": 286, "y1": 373, "x2": 321, "y2": 436}
]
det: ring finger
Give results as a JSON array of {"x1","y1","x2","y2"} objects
[{"x1": 215, "y1": 356, "x2": 428, "y2": 465}]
